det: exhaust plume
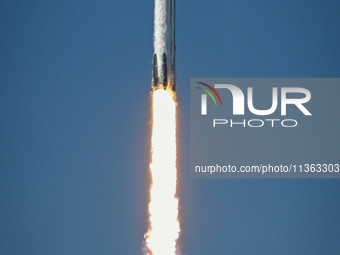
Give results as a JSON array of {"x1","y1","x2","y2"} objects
[{"x1": 144, "y1": 88, "x2": 180, "y2": 255}]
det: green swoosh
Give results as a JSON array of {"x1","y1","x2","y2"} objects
[{"x1": 197, "y1": 87, "x2": 217, "y2": 106}]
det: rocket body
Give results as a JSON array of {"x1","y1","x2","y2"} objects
[{"x1": 153, "y1": 0, "x2": 176, "y2": 91}]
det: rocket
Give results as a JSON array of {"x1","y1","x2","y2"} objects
[{"x1": 153, "y1": 0, "x2": 176, "y2": 91}]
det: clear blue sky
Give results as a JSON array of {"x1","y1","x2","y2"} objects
[{"x1": 0, "y1": 0, "x2": 339, "y2": 254}]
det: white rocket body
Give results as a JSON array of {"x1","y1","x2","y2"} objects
[{"x1": 153, "y1": 0, "x2": 176, "y2": 90}]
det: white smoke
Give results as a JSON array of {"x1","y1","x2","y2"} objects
[{"x1": 154, "y1": 0, "x2": 167, "y2": 84}]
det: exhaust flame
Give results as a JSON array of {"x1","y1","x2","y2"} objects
[{"x1": 145, "y1": 87, "x2": 180, "y2": 255}]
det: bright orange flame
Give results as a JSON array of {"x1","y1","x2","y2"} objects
[{"x1": 145, "y1": 88, "x2": 180, "y2": 255}]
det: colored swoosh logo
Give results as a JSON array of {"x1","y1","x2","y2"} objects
[{"x1": 196, "y1": 82, "x2": 223, "y2": 106}]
